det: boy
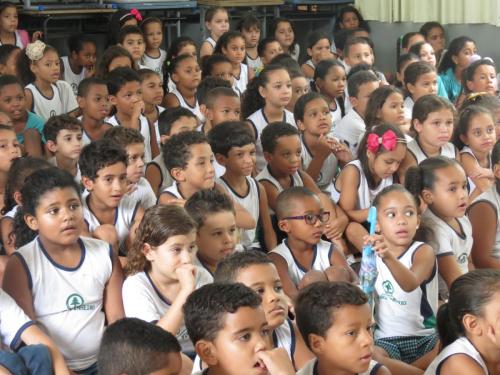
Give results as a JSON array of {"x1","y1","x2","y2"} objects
[
  {"x1": 80, "y1": 139, "x2": 144, "y2": 256},
  {"x1": 103, "y1": 126, "x2": 156, "y2": 209},
  {"x1": 201, "y1": 87, "x2": 241, "y2": 135},
  {"x1": 343, "y1": 36, "x2": 374, "y2": 73},
  {"x1": 208, "y1": 121, "x2": 276, "y2": 251},
  {"x1": 183, "y1": 283, "x2": 296, "y2": 375},
  {"x1": 258, "y1": 38, "x2": 284, "y2": 67},
  {"x1": 185, "y1": 189, "x2": 237, "y2": 276},
  {"x1": 214, "y1": 251, "x2": 314, "y2": 370},
  {"x1": 138, "y1": 69, "x2": 165, "y2": 146},
  {"x1": 98, "y1": 318, "x2": 183, "y2": 375},
  {"x1": 61, "y1": 34, "x2": 97, "y2": 95},
  {"x1": 333, "y1": 70, "x2": 379, "y2": 155},
  {"x1": 118, "y1": 26, "x2": 146, "y2": 69},
  {"x1": 237, "y1": 13, "x2": 262, "y2": 73},
  {"x1": 145, "y1": 107, "x2": 198, "y2": 196},
  {"x1": 76, "y1": 77, "x2": 112, "y2": 146},
  {"x1": 269, "y1": 187, "x2": 356, "y2": 299},
  {"x1": 43, "y1": 114, "x2": 83, "y2": 183},
  {"x1": 295, "y1": 282, "x2": 389, "y2": 375}
]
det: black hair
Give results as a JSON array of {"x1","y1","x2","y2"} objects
[
  {"x1": 461, "y1": 92, "x2": 500, "y2": 113},
  {"x1": 332, "y1": 29, "x2": 356, "y2": 55},
  {"x1": 343, "y1": 36, "x2": 371, "y2": 59},
  {"x1": 420, "y1": 22, "x2": 445, "y2": 40},
  {"x1": 137, "y1": 68, "x2": 160, "y2": 82},
  {"x1": 404, "y1": 61, "x2": 436, "y2": 88},
  {"x1": 208, "y1": 121, "x2": 255, "y2": 156},
  {"x1": 400, "y1": 32, "x2": 424, "y2": 52},
  {"x1": 98, "y1": 317, "x2": 181, "y2": 375},
  {"x1": 0, "y1": 74, "x2": 22, "y2": 92},
  {"x1": 106, "y1": 67, "x2": 141, "y2": 96},
  {"x1": 269, "y1": 18, "x2": 298, "y2": 57},
  {"x1": 118, "y1": 25, "x2": 144, "y2": 45},
  {"x1": 257, "y1": 37, "x2": 279, "y2": 58},
  {"x1": 79, "y1": 139, "x2": 127, "y2": 181},
  {"x1": 67, "y1": 33, "x2": 96, "y2": 54},
  {"x1": 214, "y1": 250, "x2": 273, "y2": 283},
  {"x1": 205, "y1": 6, "x2": 228, "y2": 23},
  {"x1": 165, "y1": 36, "x2": 197, "y2": 66},
  {"x1": 107, "y1": 10, "x2": 140, "y2": 46},
  {"x1": 493, "y1": 140, "x2": 500, "y2": 165},
  {"x1": 140, "y1": 16, "x2": 163, "y2": 35},
  {"x1": 165, "y1": 53, "x2": 197, "y2": 89},
  {"x1": 452, "y1": 104, "x2": 494, "y2": 150},
  {"x1": 183, "y1": 283, "x2": 261, "y2": 344},
  {"x1": 275, "y1": 186, "x2": 318, "y2": 220},
  {"x1": 261, "y1": 121, "x2": 299, "y2": 154},
  {"x1": 461, "y1": 58, "x2": 497, "y2": 95},
  {"x1": 347, "y1": 70, "x2": 378, "y2": 98},
  {"x1": 184, "y1": 189, "x2": 235, "y2": 229},
  {"x1": 201, "y1": 53, "x2": 232, "y2": 79},
  {"x1": 408, "y1": 42, "x2": 430, "y2": 61},
  {"x1": 333, "y1": 5, "x2": 370, "y2": 33},
  {"x1": 438, "y1": 36, "x2": 475, "y2": 74},
  {"x1": 312, "y1": 59, "x2": 346, "y2": 116},
  {"x1": 158, "y1": 107, "x2": 196, "y2": 136},
  {"x1": 396, "y1": 53, "x2": 419, "y2": 87},
  {"x1": 95, "y1": 45, "x2": 135, "y2": 79},
  {"x1": 203, "y1": 86, "x2": 238, "y2": 109},
  {"x1": 18, "y1": 43, "x2": 59, "y2": 86},
  {"x1": 295, "y1": 281, "x2": 368, "y2": 350},
  {"x1": 77, "y1": 77, "x2": 108, "y2": 97},
  {"x1": 103, "y1": 126, "x2": 144, "y2": 149},
  {"x1": 346, "y1": 63, "x2": 379, "y2": 81},
  {"x1": 0, "y1": 2, "x2": 16, "y2": 14},
  {"x1": 411, "y1": 94, "x2": 456, "y2": 133},
  {"x1": 0, "y1": 45, "x2": 19, "y2": 66},
  {"x1": 236, "y1": 11, "x2": 261, "y2": 32},
  {"x1": 306, "y1": 30, "x2": 330, "y2": 50},
  {"x1": 213, "y1": 31, "x2": 245, "y2": 55},
  {"x1": 269, "y1": 54, "x2": 301, "y2": 73},
  {"x1": 364, "y1": 86, "x2": 404, "y2": 130},
  {"x1": 162, "y1": 131, "x2": 208, "y2": 173},
  {"x1": 196, "y1": 76, "x2": 232, "y2": 106},
  {"x1": 372, "y1": 184, "x2": 418, "y2": 209},
  {"x1": 294, "y1": 91, "x2": 329, "y2": 123},
  {"x1": 43, "y1": 115, "x2": 82, "y2": 143}
]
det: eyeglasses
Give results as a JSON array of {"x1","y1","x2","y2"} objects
[{"x1": 283, "y1": 211, "x2": 330, "y2": 225}]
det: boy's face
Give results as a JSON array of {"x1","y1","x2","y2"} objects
[
  {"x1": 109, "y1": 81, "x2": 142, "y2": 116},
  {"x1": 0, "y1": 49, "x2": 20, "y2": 76},
  {"x1": 211, "y1": 61, "x2": 234, "y2": 85},
  {"x1": 0, "y1": 129, "x2": 21, "y2": 173},
  {"x1": 72, "y1": 42, "x2": 96, "y2": 70},
  {"x1": 206, "y1": 95, "x2": 241, "y2": 126},
  {"x1": 197, "y1": 210, "x2": 237, "y2": 266},
  {"x1": 141, "y1": 74, "x2": 164, "y2": 106},
  {"x1": 78, "y1": 83, "x2": 110, "y2": 121},
  {"x1": 312, "y1": 304, "x2": 374, "y2": 374},
  {"x1": 120, "y1": 33, "x2": 145, "y2": 62},
  {"x1": 345, "y1": 43, "x2": 374, "y2": 68},
  {"x1": 126, "y1": 142, "x2": 145, "y2": 184},
  {"x1": 242, "y1": 26, "x2": 261, "y2": 49},
  {"x1": 288, "y1": 76, "x2": 310, "y2": 111},
  {"x1": 235, "y1": 263, "x2": 288, "y2": 329},
  {"x1": 83, "y1": 162, "x2": 127, "y2": 208},
  {"x1": 149, "y1": 351, "x2": 182, "y2": 375},
  {"x1": 262, "y1": 41, "x2": 283, "y2": 65},
  {"x1": 351, "y1": 80, "x2": 379, "y2": 118},
  {"x1": 164, "y1": 116, "x2": 199, "y2": 143},
  {"x1": 219, "y1": 143, "x2": 256, "y2": 177},
  {"x1": 176, "y1": 143, "x2": 215, "y2": 190},
  {"x1": 0, "y1": 83, "x2": 26, "y2": 120},
  {"x1": 298, "y1": 97, "x2": 332, "y2": 136},
  {"x1": 52, "y1": 129, "x2": 83, "y2": 160},
  {"x1": 265, "y1": 134, "x2": 301, "y2": 177}
]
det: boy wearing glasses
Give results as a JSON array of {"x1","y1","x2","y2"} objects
[{"x1": 269, "y1": 186, "x2": 357, "y2": 300}]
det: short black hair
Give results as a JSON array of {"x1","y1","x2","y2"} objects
[
  {"x1": 214, "y1": 250, "x2": 273, "y2": 283},
  {"x1": 158, "y1": 107, "x2": 197, "y2": 136},
  {"x1": 347, "y1": 70, "x2": 378, "y2": 98},
  {"x1": 118, "y1": 25, "x2": 144, "y2": 45},
  {"x1": 208, "y1": 121, "x2": 254, "y2": 157},
  {"x1": 67, "y1": 33, "x2": 96, "y2": 54},
  {"x1": 261, "y1": 121, "x2": 299, "y2": 154},
  {"x1": 183, "y1": 283, "x2": 262, "y2": 344},
  {"x1": 201, "y1": 53, "x2": 232, "y2": 79},
  {"x1": 162, "y1": 131, "x2": 209, "y2": 173},
  {"x1": 103, "y1": 126, "x2": 144, "y2": 149},
  {"x1": 196, "y1": 76, "x2": 232, "y2": 105},
  {"x1": 204, "y1": 87, "x2": 238, "y2": 109},
  {"x1": 236, "y1": 11, "x2": 261, "y2": 32},
  {"x1": 295, "y1": 281, "x2": 368, "y2": 350},
  {"x1": 184, "y1": 189, "x2": 235, "y2": 229},
  {"x1": 0, "y1": 45, "x2": 19, "y2": 66},
  {"x1": 107, "y1": 67, "x2": 141, "y2": 96},
  {"x1": 257, "y1": 37, "x2": 278, "y2": 57},
  {"x1": 275, "y1": 186, "x2": 318, "y2": 220},
  {"x1": 98, "y1": 318, "x2": 181, "y2": 375},
  {"x1": 43, "y1": 115, "x2": 82, "y2": 143},
  {"x1": 79, "y1": 139, "x2": 127, "y2": 180},
  {"x1": 77, "y1": 77, "x2": 108, "y2": 97},
  {"x1": 344, "y1": 36, "x2": 372, "y2": 58},
  {"x1": 0, "y1": 74, "x2": 22, "y2": 91}
]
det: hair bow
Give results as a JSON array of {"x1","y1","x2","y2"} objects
[
  {"x1": 26, "y1": 40, "x2": 46, "y2": 62},
  {"x1": 366, "y1": 130, "x2": 398, "y2": 153},
  {"x1": 130, "y1": 8, "x2": 142, "y2": 22}
]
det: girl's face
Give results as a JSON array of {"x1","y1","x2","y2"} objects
[
  {"x1": 172, "y1": 57, "x2": 201, "y2": 90},
  {"x1": 298, "y1": 97, "x2": 332, "y2": 136},
  {"x1": 177, "y1": 43, "x2": 197, "y2": 60},
  {"x1": 72, "y1": 42, "x2": 96, "y2": 70},
  {"x1": 274, "y1": 21, "x2": 294, "y2": 50},
  {"x1": 108, "y1": 55, "x2": 132, "y2": 72},
  {"x1": 308, "y1": 38, "x2": 332, "y2": 64},
  {"x1": 31, "y1": 50, "x2": 60, "y2": 84},
  {"x1": 0, "y1": 83, "x2": 26, "y2": 120},
  {"x1": 0, "y1": 6, "x2": 18, "y2": 33},
  {"x1": 414, "y1": 108, "x2": 454, "y2": 148},
  {"x1": 222, "y1": 37, "x2": 246, "y2": 65},
  {"x1": 419, "y1": 43, "x2": 436, "y2": 67},
  {"x1": 141, "y1": 74, "x2": 164, "y2": 106},
  {"x1": 494, "y1": 109, "x2": 500, "y2": 141},
  {"x1": 452, "y1": 41, "x2": 477, "y2": 69},
  {"x1": 318, "y1": 65, "x2": 346, "y2": 99},
  {"x1": 461, "y1": 112, "x2": 496, "y2": 154},
  {"x1": 288, "y1": 76, "x2": 309, "y2": 112},
  {"x1": 340, "y1": 11, "x2": 359, "y2": 30},
  {"x1": 144, "y1": 21, "x2": 163, "y2": 50},
  {"x1": 466, "y1": 64, "x2": 498, "y2": 95},
  {"x1": 407, "y1": 72, "x2": 438, "y2": 101},
  {"x1": 211, "y1": 61, "x2": 234, "y2": 85},
  {"x1": 396, "y1": 57, "x2": 419, "y2": 84},
  {"x1": 426, "y1": 26, "x2": 445, "y2": 53},
  {"x1": 241, "y1": 26, "x2": 261, "y2": 49},
  {"x1": 259, "y1": 69, "x2": 292, "y2": 109},
  {"x1": 121, "y1": 33, "x2": 145, "y2": 62},
  {"x1": 261, "y1": 41, "x2": 283, "y2": 65},
  {"x1": 0, "y1": 128, "x2": 21, "y2": 172},
  {"x1": 406, "y1": 34, "x2": 425, "y2": 51},
  {"x1": 368, "y1": 143, "x2": 406, "y2": 181},
  {"x1": 377, "y1": 92, "x2": 405, "y2": 126},
  {"x1": 206, "y1": 10, "x2": 229, "y2": 39}
]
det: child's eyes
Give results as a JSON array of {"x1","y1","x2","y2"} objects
[
  {"x1": 239, "y1": 333, "x2": 251, "y2": 341},
  {"x1": 346, "y1": 330, "x2": 356, "y2": 336},
  {"x1": 261, "y1": 328, "x2": 270, "y2": 337},
  {"x1": 69, "y1": 203, "x2": 81, "y2": 210},
  {"x1": 386, "y1": 212, "x2": 395, "y2": 218},
  {"x1": 170, "y1": 247, "x2": 182, "y2": 253},
  {"x1": 274, "y1": 285, "x2": 283, "y2": 293},
  {"x1": 255, "y1": 287, "x2": 265, "y2": 295}
]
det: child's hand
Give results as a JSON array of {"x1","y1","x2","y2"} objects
[
  {"x1": 256, "y1": 348, "x2": 295, "y2": 375},
  {"x1": 470, "y1": 167, "x2": 494, "y2": 181},
  {"x1": 176, "y1": 264, "x2": 197, "y2": 294},
  {"x1": 317, "y1": 134, "x2": 334, "y2": 158},
  {"x1": 363, "y1": 234, "x2": 393, "y2": 260},
  {"x1": 331, "y1": 140, "x2": 353, "y2": 164},
  {"x1": 85, "y1": 65, "x2": 95, "y2": 78},
  {"x1": 131, "y1": 99, "x2": 145, "y2": 120},
  {"x1": 324, "y1": 218, "x2": 346, "y2": 240},
  {"x1": 31, "y1": 31, "x2": 43, "y2": 42}
]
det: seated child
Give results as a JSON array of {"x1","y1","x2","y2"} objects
[
  {"x1": 95, "y1": 45, "x2": 135, "y2": 79},
  {"x1": 138, "y1": 68, "x2": 165, "y2": 146},
  {"x1": 286, "y1": 69, "x2": 309, "y2": 114},
  {"x1": 60, "y1": 33, "x2": 97, "y2": 94},
  {"x1": 301, "y1": 31, "x2": 334, "y2": 79},
  {"x1": 103, "y1": 126, "x2": 156, "y2": 209},
  {"x1": 258, "y1": 37, "x2": 284, "y2": 67},
  {"x1": 199, "y1": 82, "x2": 240, "y2": 135},
  {"x1": 184, "y1": 283, "x2": 296, "y2": 375},
  {"x1": 118, "y1": 26, "x2": 146, "y2": 69},
  {"x1": 200, "y1": 6, "x2": 230, "y2": 59},
  {"x1": 403, "y1": 61, "x2": 439, "y2": 121},
  {"x1": 0, "y1": 45, "x2": 20, "y2": 76},
  {"x1": 201, "y1": 54, "x2": 236, "y2": 89},
  {"x1": 343, "y1": 36, "x2": 384, "y2": 82}
]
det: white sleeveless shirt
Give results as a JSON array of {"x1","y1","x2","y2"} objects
[
  {"x1": 141, "y1": 49, "x2": 167, "y2": 76},
  {"x1": 127, "y1": 177, "x2": 156, "y2": 209},
  {"x1": 0, "y1": 30, "x2": 24, "y2": 48},
  {"x1": 273, "y1": 318, "x2": 296, "y2": 363},
  {"x1": 61, "y1": 56, "x2": 87, "y2": 95},
  {"x1": 460, "y1": 146, "x2": 491, "y2": 196},
  {"x1": 26, "y1": 81, "x2": 78, "y2": 121},
  {"x1": 298, "y1": 358, "x2": 382, "y2": 375},
  {"x1": 300, "y1": 135, "x2": 338, "y2": 194},
  {"x1": 233, "y1": 63, "x2": 249, "y2": 94},
  {"x1": 470, "y1": 185, "x2": 500, "y2": 259},
  {"x1": 0, "y1": 288, "x2": 34, "y2": 350},
  {"x1": 169, "y1": 88, "x2": 203, "y2": 123},
  {"x1": 106, "y1": 114, "x2": 152, "y2": 162},
  {"x1": 147, "y1": 152, "x2": 173, "y2": 193},
  {"x1": 256, "y1": 166, "x2": 303, "y2": 215},
  {"x1": 407, "y1": 138, "x2": 456, "y2": 165}
]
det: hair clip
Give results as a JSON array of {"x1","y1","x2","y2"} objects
[
  {"x1": 26, "y1": 40, "x2": 46, "y2": 62},
  {"x1": 130, "y1": 8, "x2": 142, "y2": 22},
  {"x1": 467, "y1": 92, "x2": 489, "y2": 102},
  {"x1": 366, "y1": 130, "x2": 403, "y2": 153}
]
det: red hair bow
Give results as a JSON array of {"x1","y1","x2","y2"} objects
[
  {"x1": 130, "y1": 8, "x2": 142, "y2": 22},
  {"x1": 366, "y1": 130, "x2": 398, "y2": 153}
]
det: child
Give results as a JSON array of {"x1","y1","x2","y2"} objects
[
  {"x1": 164, "y1": 36, "x2": 198, "y2": 92},
  {"x1": 399, "y1": 32, "x2": 425, "y2": 55},
  {"x1": 107, "y1": 8, "x2": 142, "y2": 46},
  {"x1": 138, "y1": 68, "x2": 165, "y2": 145},
  {"x1": 333, "y1": 70, "x2": 379, "y2": 155},
  {"x1": 237, "y1": 12, "x2": 262, "y2": 73},
  {"x1": 44, "y1": 114, "x2": 83, "y2": 183},
  {"x1": 405, "y1": 156, "x2": 472, "y2": 299},
  {"x1": 103, "y1": 126, "x2": 156, "y2": 209},
  {"x1": 214, "y1": 250, "x2": 314, "y2": 370},
  {"x1": 426, "y1": 269, "x2": 500, "y2": 374},
  {"x1": 60, "y1": 34, "x2": 96, "y2": 94},
  {"x1": 301, "y1": 31, "x2": 334, "y2": 79},
  {"x1": 343, "y1": 36, "x2": 374, "y2": 73},
  {"x1": 286, "y1": 70, "x2": 309, "y2": 113},
  {"x1": 462, "y1": 93, "x2": 500, "y2": 140},
  {"x1": 364, "y1": 86, "x2": 406, "y2": 135},
  {"x1": 123, "y1": 204, "x2": 212, "y2": 353},
  {"x1": 107, "y1": 67, "x2": 159, "y2": 162},
  {"x1": 214, "y1": 31, "x2": 254, "y2": 94},
  {"x1": 2, "y1": 167, "x2": 124, "y2": 373},
  {"x1": 258, "y1": 37, "x2": 284, "y2": 67},
  {"x1": 0, "y1": 74, "x2": 44, "y2": 156},
  {"x1": 270, "y1": 18, "x2": 299, "y2": 61},
  {"x1": 409, "y1": 42, "x2": 437, "y2": 67},
  {"x1": 201, "y1": 86, "x2": 241, "y2": 135},
  {"x1": 98, "y1": 317, "x2": 183, "y2": 375},
  {"x1": 145, "y1": 107, "x2": 198, "y2": 196},
  {"x1": 0, "y1": 2, "x2": 34, "y2": 48},
  {"x1": 183, "y1": 283, "x2": 296, "y2": 375},
  {"x1": 184, "y1": 189, "x2": 238, "y2": 275},
  {"x1": 461, "y1": 58, "x2": 497, "y2": 97},
  {"x1": 420, "y1": 21, "x2": 446, "y2": 65},
  {"x1": 395, "y1": 53, "x2": 419, "y2": 89},
  {"x1": 20, "y1": 41, "x2": 78, "y2": 121},
  {"x1": 118, "y1": 26, "x2": 146, "y2": 69},
  {"x1": 209, "y1": 121, "x2": 276, "y2": 251},
  {"x1": 200, "y1": 6, "x2": 229, "y2": 59},
  {"x1": 140, "y1": 17, "x2": 166, "y2": 75},
  {"x1": 295, "y1": 281, "x2": 388, "y2": 375},
  {"x1": 403, "y1": 61, "x2": 439, "y2": 121},
  {"x1": 269, "y1": 186, "x2": 356, "y2": 299},
  {"x1": 368, "y1": 185, "x2": 439, "y2": 369},
  {"x1": 243, "y1": 64, "x2": 295, "y2": 172},
  {"x1": 80, "y1": 139, "x2": 144, "y2": 256},
  {"x1": 201, "y1": 54, "x2": 235, "y2": 88},
  {"x1": 76, "y1": 77, "x2": 112, "y2": 146},
  {"x1": 95, "y1": 45, "x2": 135, "y2": 79},
  {"x1": 0, "y1": 44, "x2": 20, "y2": 76}
]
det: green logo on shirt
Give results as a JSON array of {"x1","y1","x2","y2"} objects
[
  {"x1": 382, "y1": 280, "x2": 394, "y2": 295},
  {"x1": 66, "y1": 294, "x2": 96, "y2": 311}
]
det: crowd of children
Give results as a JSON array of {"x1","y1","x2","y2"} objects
[{"x1": 0, "y1": 2, "x2": 500, "y2": 375}]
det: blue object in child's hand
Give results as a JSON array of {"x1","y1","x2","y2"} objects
[{"x1": 360, "y1": 207, "x2": 378, "y2": 302}]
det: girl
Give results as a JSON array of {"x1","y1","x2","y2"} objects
[
  {"x1": 438, "y1": 36, "x2": 477, "y2": 103},
  {"x1": 117, "y1": 26, "x2": 146, "y2": 69},
  {"x1": 60, "y1": 34, "x2": 97, "y2": 95},
  {"x1": 399, "y1": 94, "x2": 457, "y2": 181},
  {"x1": 258, "y1": 37, "x2": 284, "y2": 67},
  {"x1": 138, "y1": 69, "x2": 165, "y2": 147},
  {"x1": 453, "y1": 105, "x2": 495, "y2": 200},
  {"x1": 0, "y1": 2, "x2": 40, "y2": 48},
  {"x1": 405, "y1": 156, "x2": 472, "y2": 299},
  {"x1": 468, "y1": 141, "x2": 500, "y2": 269},
  {"x1": 201, "y1": 53, "x2": 234, "y2": 88},
  {"x1": 214, "y1": 31, "x2": 254, "y2": 95},
  {"x1": 399, "y1": 32, "x2": 425, "y2": 56},
  {"x1": 395, "y1": 52, "x2": 419, "y2": 89},
  {"x1": 0, "y1": 44, "x2": 20, "y2": 76},
  {"x1": 200, "y1": 6, "x2": 229, "y2": 59},
  {"x1": 95, "y1": 45, "x2": 135, "y2": 79},
  {"x1": 333, "y1": 5, "x2": 370, "y2": 33},
  {"x1": 2, "y1": 167, "x2": 124, "y2": 373},
  {"x1": 419, "y1": 21, "x2": 446, "y2": 66},
  {"x1": 301, "y1": 31, "x2": 333, "y2": 79},
  {"x1": 461, "y1": 58, "x2": 497, "y2": 97},
  {"x1": 0, "y1": 125, "x2": 20, "y2": 216},
  {"x1": 163, "y1": 54, "x2": 202, "y2": 123},
  {"x1": 242, "y1": 64, "x2": 294, "y2": 172},
  {"x1": 123, "y1": 205, "x2": 212, "y2": 353},
  {"x1": 140, "y1": 17, "x2": 166, "y2": 76},
  {"x1": 333, "y1": 124, "x2": 407, "y2": 251},
  {"x1": 427, "y1": 269, "x2": 500, "y2": 374},
  {"x1": 403, "y1": 61, "x2": 439, "y2": 121},
  {"x1": 364, "y1": 86, "x2": 406, "y2": 134},
  {"x1": 164, "y1": 36, "x2": 198, "y2": 92},
  {"x1": 270, "y1": 18, "x2": 300, "y2": 61},
  {"x1": 107, "y1": 8, "x2": 142, "y2": 47},
  {"x1": 368, "y1": 184, "x2": 438, "y2": 369},
  {"x1": 462, "y1": 92, "x2": 500, "y2": 140},
  {"x1": 409, "y1": 42, "x2": 437, "y2": 67},
  {"x1": 286, "y1": 69, "x2": 309, "y2": 113},
  {"x1": 19, "y1": 41, "x2": 78, "y2": 121},
  {"x1": 236, "y1": 12, "x2": 262, "y2": 73}
]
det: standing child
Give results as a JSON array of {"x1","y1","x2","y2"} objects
[
  {"x1": 237, "y1": 12, "x2": 262, "y2": 73},
  {"x1": 0, "y1": 45, "x2": 20, "y2": 76},
  {"x1": 0, "y1": 2, "x2": 39, "y2": 48},
  {"x1": 60, "y1": 34, "x2": 97, "y2": 94},
  {"x1": 403, "y1": 61, "x2": 439, "y2": 121},
  {"x1": 138, "y1": 68, "x2": 165, "y2": 145},
  {"x1": 461, "y1": 58, "x2": 497, "y2": 97},
  {"x1": 270, "y1": 18, "x2": 300, "y2": 61},
  {"x1": 95, "y1": 45, "x2": 135, "y2": 79},
  {"x1": 2, "y1": 167, "x2": 124, "y2": 374},
  {"x1": 200, "y1": 86, "x2": 240, "y2": 135},
  {"x1": 286, "y1": 70, "x2": 309, "y2": 113},
  {"x1": 200, "y1": 6, "x2": 229, "y2": 59},
  {"x1": 118, "y1": 26, "x2": 146, "y2": 69},
  {"x1": 301, "y1": 32, "x2": 334, "y2": 79},
  {"x1": 140, "y1": 17, "x2": 166, "y2": 75}
]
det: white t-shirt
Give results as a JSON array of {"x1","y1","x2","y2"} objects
[
  {"x1": 470, "y1": 185, "x2": 500, "y2": 259},
  {"x1": 141, "y1": 49, "x2": 167, "y2": 76},
  {"x1": 127, "y1": 177, "x2": 156, "y2": 209},
  {"x1": 0, "y1": 288, "x2": 34, "y2": 350},
  {"x1": 332, "y1": 108, "x2": 366, "y2": 156},
  {"x1": 298, "y1": 358, "x2": 382, "y2": 375},
  {"x1": 61, "y1": 56, "x2": 87, "y2": 95}
]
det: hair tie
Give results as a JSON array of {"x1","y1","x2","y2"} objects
[
  {"x1": 129, "y1": 8, "x2": 142, "y2": 22},
  {"x1": 26, "y1": 40, "x2": 46, "y2": 62},
  {"x1": 467, "y1": 92, "x2": 488, "y2": 103},
  {"x1": 366, "y1": 130, "x2": 402, "y2": 153}
]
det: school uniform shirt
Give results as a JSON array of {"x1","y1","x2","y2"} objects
[
  {"x1": 233, "y1": 63, "x2": 249, "y2": 94},
  {"x1": 122, "y1": 268, "x2": 212, "y2": 352},
  {"x1": 300, "y1": 135, "x2": 338, "y2": 194},
  {"x1": 404, "y1": 96, "x2": 414, "y2": 120},
  {"x1": 470, "y1": 185, "x2": 500, "y2": 259},
  {"x1": 298, "y1": 358, "x2": 383, "y2": 375},
  {"x1": 107, "y1": 114, "x2": 152, "y2": 162},
  {"x1": 0, "y1": 30, "x2": 27, "y2": 48},
  {"x1": 169, "y1": 88, "x2": 204, "y2": 123},
  {"x1": 3, "y1": 205, "x2": 18, "y2": 220},
  {"x1": 289, "y1": 45, "x2": 300, "y2": 62},
  {"x1": 141, "y1": 49, "x2": 167, "y2": 76},
  {"x1": 127, "y1": 177, "x2": 156, "y2": 209},
  {"x1": 205, "y1": 37, "x2": 216, "y2": 49},
  {"x1": 424, "y1": 337, "x2": 488, "y2": 375},
  {"x1": 153, "y1": 105, "x2": 166, "y2": 148},
  {"x1": 330, "y1": 98, "x2": 343, "y2": 133},
  {"x1": 25, "y1": 81, "x2": 78, "y2": 121},
  {"x1": 269, "y1": 239, "x2": 335, "y2": 286},
  {"x1": 247, "y1": 108, "x2": 296, "y2": 172},
  {"x1": 406, "y1": 138, "x2": 457, "y2": 165},
  {"x1": 160, "y1": 182, "x2": 184, "y2": 200},
  {"x1": 332, "y1": 108, "x2": 366, "y2": 156},
  {"x1": 14, "y1": 236, "x2": 112, "y2": 371},
  {"x1": 273, "y1": 318, "x2": 296, "y2": 363},
  {"x1": 246, "y1": 54, "x2": 262, "y2": 73},
  {"x1": 61, "y1": 56, "x2": 87, "y2": 95},
  {"x1": 460, "y1": 146, "x2": 491, "y2": 195},
  {"x1": 0, "y1": 288, "x2": 34, "y2": 351},
  {"x1": 16, "y1": 111, "x2": 45, "y2": 144},
  {"x1": 147, "y1": 152, "x2": 173, "y2": 193}
]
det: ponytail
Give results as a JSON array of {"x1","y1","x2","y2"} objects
[{"x1": 436, "y1": 303, "x2": 461, "y2": 348}]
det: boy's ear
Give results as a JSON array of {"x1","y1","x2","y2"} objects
[
  {"x1": 306, "y1": 47, "x2": 313, "y2": 58},
  {"x1": 195, "y1": 340, "x2": 218, "y2": 366},
  {"x1": 170, "y1": 167, "x2": 186, "y2": 182},
  {"x1": 108, "y1": 95, "x2": 117, "y2": 106},
  {"x1": 308, "y1": 333, "x2": 325, "y2": 355},
  {"x1": 46, "y1": 140, "x2": 58, "y2": 153},
  {"x1": 76, "y1": 95, "x2": 85, "y2": 108},
  {"x1": 81, "y1": 176, "x2": 94, "y2": 192},
  {"x1": 277, "y1": 218, "x2": 290, "y2": 233},
  {"x1": 349, "y1": 96, "x2": 358, "y2": 108},
  {"x1": 205, "y1": 107, "x2": 214, "y2": 122},
  {"x1": 215, "y1": 153, "x2": 227, "y2": 167},
  {"x1": 24, "y1": 213, "x2": 39, "y2": 231},
  {"x1": 200, "y1": 103, "x2": 208, "y2": 117}
]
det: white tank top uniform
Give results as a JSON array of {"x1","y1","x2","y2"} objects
[
  {"x1": 122, "y1": 267, "x2": 212, "y2": 353},
  {"x1": 14, "y1": 236, "x2": 112, "y2": 371},
  {"x1": 298, "y1": 359, "x2": 382, "y2": 375},
  {"x1": 404, "y1": 96, "x2": 414, "y2": 120},
  {"x1": 407, "y1": 138, "x2": 456, "y2": 164},
  {"x1": 205, "y1": 37, "x2": 216, "y2": 49},
  {"x1": 0, "y1": 30, "x2": 24, "y2": 48},
  {"x1": 25, "y1": 81, "x2": 78, "y2": 121},
  {"x1": 0, "y1": 288, "x2": 35, "y2": 351},
  {"x1": 301, "y1": 135, "x2": 338, "y2": 194},
  {"x1": 153, "y1": 105, "x2": 166, "y2": 148},
  {"x1": 246, "y1": 54, "x2": 262, "y2": 72},
  {"x1": 77, "y1": 115, "x2": 111, "y2": 147},
  {"x1": 247, "y1": 108, "x2": 296, "y2": 172},
  {"x1": 470, "y1": 185, "x2": 500, "y2": 259},
  {"x1": 424, "y1": 337, "x2": 488, "y2": 375},
  {"x1": 61, "y1": 56, "x2": 87, "y2": 95},
  {"x1": 169, "y1": 88, "x2": 204, "y2": 123},
  {"x1": 330, "y1": 98, "x2": 343, "y2": 133},
  {"x1": 270, "y1": 239, "x2": 335, "y2": 286},
  {"x1": 127, "y1": 177, "x2": 157, "y2": 209},
  {"x1": 160, "y1": 182, "x2": 184, "y2": 200},
  {"x1": 141, "y1": 49, "x2": 167, "y2": 76},
  {"x1": 273, "y1": 318, "x2": 296, "y2": 364},
  {"x1": 147, "y1": 153, "x2": 173, "y2": 193},
  {"x1": 106, "y1": 114, "x2": 152, "y2": 162},
  {"x1": 460, "y1": 146, "x2": 491, "y2": 195},
  {"x1": 233, "y1": 63, "x2": 249, "y2": 94}
]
